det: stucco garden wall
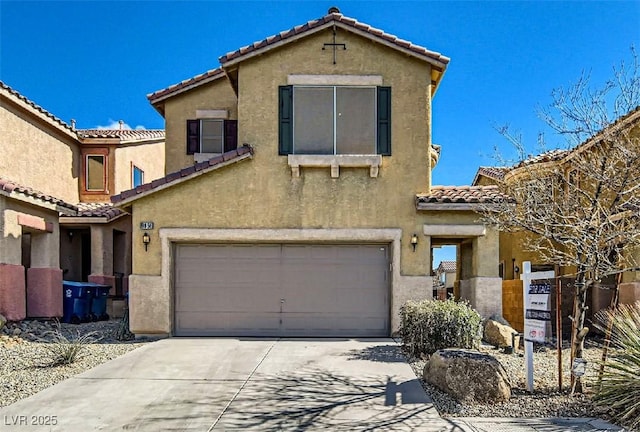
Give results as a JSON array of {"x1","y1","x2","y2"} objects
[{"x1": 0, "y1": 197, "x2": 62, "y2": 319}]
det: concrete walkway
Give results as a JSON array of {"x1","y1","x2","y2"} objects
[{"x1": 0, "y1": 338, "x2": 626, "y2": 431}]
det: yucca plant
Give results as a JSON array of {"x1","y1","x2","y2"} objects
[
  {"x1": 40, "y1": 322, "x2": 100, "y2": 366},
  {"x1": 593, "y1": 301, "x2": 640, "y2": 430}
]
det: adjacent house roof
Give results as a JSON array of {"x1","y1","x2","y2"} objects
[
  {"x1": 416, "y1": 185, "x2": 513, "y2": 211},
  {"x1": 219, "y1": 8, "x2": 450, "y2": 71},
  {"x1": 437, "y1": 260, "x2": 457, "y2": 273},
  {"x1": 472, "y1": 166, "x2": 510, "y2": 185},
  {"x1": 75, "y1": 202, "x2": 125, "y2": 221},
  {"x1": 76, "y1": 128, "x2": 165, "y2": 143},
  {"x1": 0, "y1": 177, "x2": 77, "y2": 214},
  {"x1": 0, "y1": 81, "x2": 78, "y2": 141},
  {"x1": 111, "y1": 145, "x2": 254, "y2": 207},
  {"x1": 147, "y1": 8, "x2": 449, "y2": 112},
  {"x1": 473, "y1": 106, "x2": 640, "y2": 186}
]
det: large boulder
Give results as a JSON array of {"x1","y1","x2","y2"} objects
[
  {"x1": 484, "y1": 319, "x2": 520, "y2": 348},
  {"x1": 423, "y1": 349, "x2": 511, "y2": 402},
  {"x1": 0, "y1": 313, "x2": 6, "y2": 331}
]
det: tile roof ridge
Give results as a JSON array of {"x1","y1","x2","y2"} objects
[
  {"x1": 111, "y1": 144, "x2": 254, "y2": 204},
  {"x1": 147, "y1": 67, "x2": 226, "y2": 103},
  {"x1": 0, "y1": 176, "x2": 78, "y2": 211},
  {"x1": 0, "y1": 81, "x2": 77, "y2": 136},
  {"x1": 218, "y1": 10, "x2": 449, "y2": 67}
]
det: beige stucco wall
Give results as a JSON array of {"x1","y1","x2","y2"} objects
[
  {"x1": 114, "y1": 141, "x2": 165, "y2": 193},
  {"x1": 164, "y1": 80, "x2": 238, "y2": 174},
  {"x1": 0, "y1": 98, "x2": 80, "y2": 203}
]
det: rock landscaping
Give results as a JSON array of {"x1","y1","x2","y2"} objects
[
  {"x1": 410, "y1": 340, "x2": 612, "y2": 420},
  {"x1": 424, "y1": 348, "x2": 511, "y2": 402},
  {"x1": 0, "y1": 319, "x2": 149, "y2": 407}
]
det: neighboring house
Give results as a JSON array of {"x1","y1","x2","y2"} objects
[
  {"x1": 433, "y1": 260, "x2": 456, "y2": 300},
  {"x1": 112, "y1": 8, "x2": 507, "y2": 338},
  {"x1": 472, "y1": 107, "x2": 640, "y2": 312},
  {"x1": 0, "y1": 81, "x2": 164, "y2": 321}
]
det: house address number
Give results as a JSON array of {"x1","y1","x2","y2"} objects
[{"x1": 140, "y1": 221, "x2": 154, "y2": 230}]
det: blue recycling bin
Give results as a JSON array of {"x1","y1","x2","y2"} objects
[
  {"x1": 90, "y1": 285, "x2": 111, "y2": 321},
  {"x1": 62, "y1": 281, "x2": 94, "y2": 324}
]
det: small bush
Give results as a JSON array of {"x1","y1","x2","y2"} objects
[
  {"x1": 593, "y1": 302, "x2": 640, "y2": 430},
  {"x1": 40, "y1": 323, "x2": 100, "y2": 366},
  {"x1": 400, "y1": 298, "x2": 482, "y2": 357}
]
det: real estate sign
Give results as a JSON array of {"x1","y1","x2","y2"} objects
[
  {"x1": 524, "y1": 281, "x2": 552, "y2": 343},
  {"x1": 521, "y1": 262, "x2": 555, "y2": 392}
]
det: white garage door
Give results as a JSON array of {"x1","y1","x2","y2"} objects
[{"x1": 174, "y1": 244, "x2": 390, "y2": 336}]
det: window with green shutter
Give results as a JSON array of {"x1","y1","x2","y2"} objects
[{"x1": 279, "y1": 85, "x2": 391, "y2": 156}]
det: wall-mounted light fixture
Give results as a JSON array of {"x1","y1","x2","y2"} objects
[
  {"x1": 410, "y1": 233, "x2": 419, "y2": 252},
  {"x1": 67, "y1": 230, "x2": 74, "y2": 243},
  {"x1": 142, "y1": 232, "x2": 151, "y2": 252},
  {"x1": 512, "y1": 258, "x2": 520, "y2": 274}
]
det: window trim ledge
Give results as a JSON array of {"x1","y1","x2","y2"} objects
[{"x1": 287, "y1": 154, "x2": 382, "y2": 178}]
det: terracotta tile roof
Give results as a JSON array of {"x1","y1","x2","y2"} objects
[
  {"x1": 76, "y1": 129, "x2": 165, "y2": 141},
  {"x1": 74, "y1": 202, "x2": 124, "y2": 221},
  {"x1": 0, "y1": 81, "x2": 76, "y2": 136},
  {"x1": 437, "y1": 260, "x2": 457, "y2": 273},
  {"x1": 111, "y1": 144, "x2": 254, "y2": 205},
  {"x1": 416, "y1": 185, "x2": 513, "y2": 209},
  {"x1": 219, "y1": 9, "x2": 449, "y2": 70},
  {"x1": 516, "y1": 149, "x2": 568, "y2": 167},
  {"x1": 147, "y1": 67, "x2": 226, "y2": 104},
  {"x1": 0, "y1": 177, "x2": 77, "y2": 213},
  {"x1": 474, "y1": 166, "x2": 510, "y2": 182},
  {"x1": 147, "y1": 9, "x2": 449, "y2": 106}
]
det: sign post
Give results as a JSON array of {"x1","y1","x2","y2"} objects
[{"x1": 520, "y1": 261, "x2": 555, "y2": 392}]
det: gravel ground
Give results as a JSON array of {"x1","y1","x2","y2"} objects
[
  {"x1": 0, "y1": 319, "x2": 151, "y2": 407},
  {"x1": 407, "y1": 340, "x2": 617, "y2": 421}
]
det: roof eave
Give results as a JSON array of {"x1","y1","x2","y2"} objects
[
  {"x1": 0, "y1": 189, "x2": 76, "y2": 215},
  {"x1": 416, "y1": 202, "x2": 507, "y2": 212},
  {"x1": 220, "y1": 20, "x2": 449, "y2": 73},
  {"x1": 59, "y1": 212, "x2": 126, "y2": 224},
  {"x1": 146, "y1": 71, "x2": 227, "y2": 106},
  {"x1": 416, "y1": 202, "x2": 486, "y2": 211}
]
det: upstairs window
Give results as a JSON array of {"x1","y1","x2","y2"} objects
[
  {"x1": 132, "y1": 165, "x2": 144, "y2": 188},
  {"x1": 279, "y1": 85, "x2": 391, "y2": 156},
  {"x1": 86, "y1": 154, "x2": 106, "y2": 191},
  {"x1": 186, "y1": 119, "x2": 237, "y2": 155}
]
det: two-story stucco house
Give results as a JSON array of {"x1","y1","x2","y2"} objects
[
  {"x1": 0, "y1": 81, "x2": 164, "y2": 321},
  {"x1": 113, "y1": 8, "x2": 507, "y2": 337}
]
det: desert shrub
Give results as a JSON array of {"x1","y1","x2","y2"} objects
[
  {"x1": 40, "y1": 323, "x2": 100, "y2": 366},
  {"x1": 400, "y1": 298, "x2": 482, "y2": 357},
  {"x1": 593, "y1": 302, "x2": 640, "y2": 431}
]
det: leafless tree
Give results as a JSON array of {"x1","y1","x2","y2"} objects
[{"x1": 481, "y1": 48, "x2": 640, "y2": 393}]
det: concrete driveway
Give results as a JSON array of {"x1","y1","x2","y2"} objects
[{"x1": 0, "y1": 338, "x2": 450, "y2": 431}]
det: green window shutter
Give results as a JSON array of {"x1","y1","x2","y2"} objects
[
  {"x1": 223, "y1": 119, "x2": 238, "y2": 152},
  {"x1": 186, "y1": 120, "x2": 199, "y2": 155},
  {"x1": 279, "y1": 86, "x2": 293, "y2": 155},
  {"x1": 377, "y1": 86, "x2": 391, "y2": 156}
]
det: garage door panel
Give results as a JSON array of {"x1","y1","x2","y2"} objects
[
  {"x1": 283, "y1": 313, "x2": 388, "y2": 336},
  {"x1": 174, "y1": 243, "x2": 389, "y2": 336},
  {"x1": 176, "y1": 312, "x2": 281, "y2": 336}
]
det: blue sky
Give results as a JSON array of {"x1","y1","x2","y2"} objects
[{"x1": 2, "y1": 1, "x2": 639, "y2": 264}]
